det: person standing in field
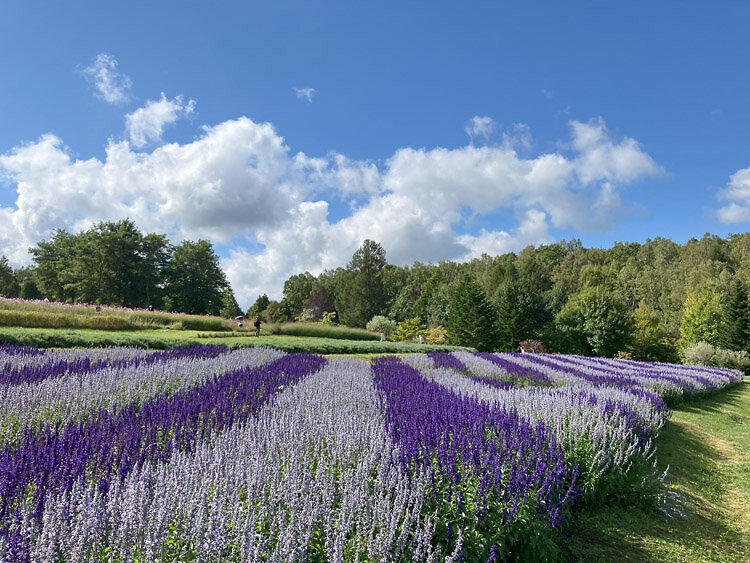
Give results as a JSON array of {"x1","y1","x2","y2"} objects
[{"x1": 254, "y1": 316, "x2": 262, "y2": 337}]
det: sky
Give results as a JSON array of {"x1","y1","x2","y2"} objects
[{"x1": 1, "y1": 1, "x2": 748, "y2": 309}]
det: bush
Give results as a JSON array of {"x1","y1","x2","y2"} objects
[
  {"x1": 424, "y1": 326, "x2": 448, "y2": 345},
  {"x1": 391, "y1": 317, "x2": 426, "y2": 342},
  {"x1": 713, "y1": 348, "x2": 750, "y2": 373},
  {"x1": 366, "y1": 315, "x2": 397, "y2": 338},
  {"x1": 683, "y1": 341, "x2": 715, "y2": 365},
  {"x1": 683, "y1": 341, "x2": 750, "y2": 374},
  {"x1": 263, "y1": 322, "x2": 380, "y2": 341}
]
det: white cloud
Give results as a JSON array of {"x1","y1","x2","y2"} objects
[
  {"x1": 82, "y1": 53, "x2": 133, "y2": 104},
  {"x1": 716, "y1": 167, "x2": 750, "y2": 223},
  {"x1": 293, "y1": 88, "x2": 316, "y2": 103},
  {"x1": 125, "y1": 93, "x2": 196, "y2": 148},
  {"x1": 0, "y1": 115, "x2": 661, "y2": 306},
  {"x1": 569, "y1": 117, "x2": 664, "y2": 184},
  {"x1": 465, "y1": 116, "x2": 495, "y2": 143}
]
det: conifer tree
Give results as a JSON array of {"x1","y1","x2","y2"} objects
[
  {"x1": 495, "y1": 281, "x2": 525, "y2": 351},
  {"x1": 447, "y1": 273, "x2": 500, "y2": 352},
  {"x1": 720, "y1": 278, "x2": 750, "y2": 352}
]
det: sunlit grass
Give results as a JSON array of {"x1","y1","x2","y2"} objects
[{"x1": 562, "y1": 380, "x2": 750, "y2": 562}]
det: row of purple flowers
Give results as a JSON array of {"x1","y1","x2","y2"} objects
[{"x1": 0, "y1": 346, "x2": 743, "y2": 560}]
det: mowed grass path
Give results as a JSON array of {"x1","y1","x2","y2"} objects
[{"x1": 563, "y1": 379, "x2": 750, "y2": 562}]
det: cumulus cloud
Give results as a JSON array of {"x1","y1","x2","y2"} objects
[
  {"x1": 125, "y1": 93, "x2": 196, "y2": 148},
  {"x1": 0, "y1": 115, "x2": 661, "y2": 305},
  {"x1": 82, "y1": 53, "x2": 133, "y2": 104},
  {"x1": 569, "y1": 117, "x2": 664, "y2": 184},
  {"x1": 716, "y1": 167, "x2": 750, "y2": 223},
  {"x1": 293, "y1": 88, "x2": 316, "y2": 103}
]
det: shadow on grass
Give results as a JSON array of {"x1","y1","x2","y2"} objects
[
  {"x1": 672, "y1": 382, "x2": 748, "y2": 418},
  {"x1": 561, "y1": 391, "x2": 750, "y2": 562}
]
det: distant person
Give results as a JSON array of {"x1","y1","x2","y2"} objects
[
  {"x1": 254, "y1": 317, "x2": 262, "y2": 337},
  {"x1": 418, "y1": 334, "x2": 424, "y2": 344},
  {"x1": 380, "y1": 332, "x2": 386, "y2": 341}
]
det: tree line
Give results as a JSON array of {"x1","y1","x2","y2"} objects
[
  {"x1": 3, "y1": 223, "x2": 750, "y2": 363},
  {"x1": 250, "y1": 234, "x2": 750, "y2": 361},
  {"x1": 0, "y1": 219, "x2": 242, "y2": 317}
]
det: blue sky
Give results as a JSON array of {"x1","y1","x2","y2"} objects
[{"x1": 1, "y1": 1, "x2": 748, "y2": 307}]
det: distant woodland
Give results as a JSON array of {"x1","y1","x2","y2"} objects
[{"x1": 2, "y1": 223, "x2": 750, "y2": 364}]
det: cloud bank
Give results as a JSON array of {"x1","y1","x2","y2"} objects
[{"x1": 0, "y1": 108, "x2": 663, "y2": 306}]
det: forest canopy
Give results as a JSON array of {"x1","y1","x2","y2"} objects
[{"x1": 2, "y1": 229, "x2": 750, "y2": 362}]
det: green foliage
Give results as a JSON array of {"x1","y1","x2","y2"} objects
[
  {"x1": 263, "y1": 322, "x2": 380, "y2": 341},
  {"x1": 335, "y1": 240, "x2": 388, "y2": 327},
  {"x1": 447, "y1": 273, "x2": 500, "y2": 352},
  {"x1": 163, "y1": 239, "x2": 228, "y2": 315},
  {"x1": 631, "y1": 301, "x2": 677, "y2": 362},
  {"x1": 246, "y1": 293, "x2": 271, "y2": 319},
  {"x1": 0, "y1": 256, "x2": 19, "y2": 298},
  {"x1": 495, "y1": 281, "x2": 526, "y2": 351},
  {"x1": 263, "y1": 300, "x2": 285, "y2": 323},
  {"x1": 719, "y1": 278, "x2": 750, "y2": 352},
  {"x1": 555, "y1": 286, "x2": 632, "y2": 356},
  {"x1": 26, "y1": 220, "x2": 238, "y2": 316},
  {"x1": 219, "y1": 288, "x2": 243, "y2": 319},
  {"x1": 423, "y1": 326, "x2": 448, "y2": 344},
  {"x1": 281, "y1": 272, "x2": 316, "y2": 319},
  {"x1": 680, "y1": 288, "x2": 723, "y2": 348},
  {"x1": 390, "y1": 317, "x2": 426, "y2": 342},
  {"x1": 684, "y1": 341, "x2": 750, "y2": 374},
  {"x1": 318, "y1": 311, "x2": 337, "y2": 325},
  {"x1": 365, "y1": 315, "x2": 397, "y2": 337},
  {"x1": 0, "y1": 327, "x2": 198, "y2": 349},
  {"x1": 273, "y1": 232, "x2": 750, "y2": 358}
]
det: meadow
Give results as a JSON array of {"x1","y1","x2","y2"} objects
[{"x1": 0, "y1": 344, "x2": 743, "y2": 561}]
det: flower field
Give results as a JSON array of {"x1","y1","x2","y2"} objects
[{"x1": 0, "y1": 344, "x2": 743, "y2": 562}]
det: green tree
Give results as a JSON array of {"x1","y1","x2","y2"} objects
[
  {"x1": 0, "y1": 256, "x2": 19, "y2": 298},
  {"x1": 446, "y1": 273, "x2": 500, "y2": 352},
  {"x1": 680, "y1": 288, "x2": 723, "y2": 348},
  {"x1": 555, "y1": 286, "x2": 633, "y2": 357},
  {"x1": 263, "y1": 300, "x2": 285, "y2": 323},
  {"x1": 164, "y1": 240, "x2": 228, "y2": 315},
  {"x1": 28, "y1": 220, "x2": 169, "y2": 308},
  {"x1": 29, "y1": 229, "x2": 78, "y2": 302},
  {"x1": 719, "y1": 278, "x2": 750, "y2": 352},
  {"x1": 219, "y1": 288, "x2": 243, "y2": 319},
  {"x1": 495, "y1": 281, "x2": 525, "y2": 351},
  {"x1": 247, "y1": 294, "x2": 271, "y2": 319},
  {"x1": 336, "y1": 240, "x2": 388, "y2": 327},
  {"x1": 631, "y1": 301, "x2": 676, "y2": 361},
  {"x1": 281, "y1": 272, "x2": 316, "y2": 319}
]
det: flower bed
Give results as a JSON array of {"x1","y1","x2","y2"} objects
[{"x1": 0, "y1": 347, "x2": 742, "y2": 561}]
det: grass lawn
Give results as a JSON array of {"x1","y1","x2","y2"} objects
[{"x1": 562, "y1": 379, "x2": 750, "y2": 562}]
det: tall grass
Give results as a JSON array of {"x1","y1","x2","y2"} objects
[{"x1": 0, "y1": 298, "x2": 229, "y2": 332}]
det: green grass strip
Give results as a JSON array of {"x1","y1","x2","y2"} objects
[{"x1": 562, "y1": 380, "x2": 750, "y2": 562}]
